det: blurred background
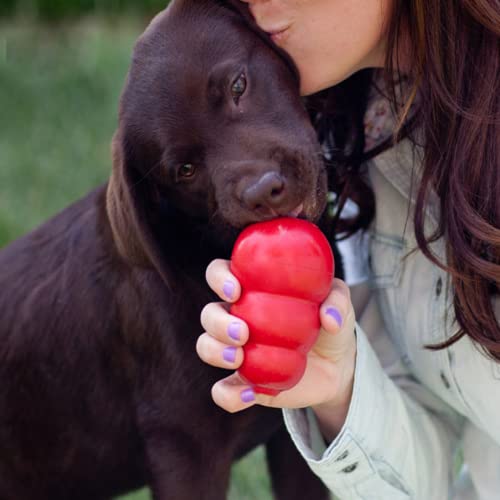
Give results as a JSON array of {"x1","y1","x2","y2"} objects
[{"x1": 0, "y1": 1, "x2": 272, "y2": 498}]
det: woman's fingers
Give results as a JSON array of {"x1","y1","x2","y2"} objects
[
  {"x1": 211, "y1": 373, "x2": 280, "y2": 413},
  {"x1": 315, "y1": 278, "x2": 356, "y2": 362},
  {"x1": 200, "y1": 302, "x2": 249, "y2": 346},
  {"x1": 211, "y1": 374, "x2": 257, "y2": 413},
  {"x1": 200, "y1": 263, "x2": 358, "y2": 414},
  {"x1": 320, "y1": 278, "x2": 352, "y2": 334},
  {"x1": 205, "y1": 259, "x2": 241, "y2": 302},
  {"x1": 196, "y1": 332, "x2": 244, "y2": 369},
  {"x1": 210, "y1": 357, "x2": 344, "y2": 413},
  {"x1": 198, "y1": 260, "x2": 249, "y2": 376}
]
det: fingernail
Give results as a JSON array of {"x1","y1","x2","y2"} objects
[
  {"x1": 241, "y1": 388, "x2": 255, "y2": 403},
  {"x1": 223, "y1": 280, "x2": 235, "y2": 299},
  {"x1": 326, "y1": 307, "x2": 343, "y2": 327},
  {"x1": 228, "y1": 322, "x2": 241, "y2": 341},
  {"x1": 223, "y1": 346, "x2": 237, "y2": 363}
]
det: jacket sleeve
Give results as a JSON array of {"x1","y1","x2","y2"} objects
[{"x1": 282, "y1": 294, "x2": 464, "y2": 500}]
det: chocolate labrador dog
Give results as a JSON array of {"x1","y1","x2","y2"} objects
[{"x1": 0, "y1": 1, "x2": 336, "y2": 499}]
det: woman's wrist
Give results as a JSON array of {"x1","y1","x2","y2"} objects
[{"x1": 311, "y1": 344, "x2": 356, "y2": 442}]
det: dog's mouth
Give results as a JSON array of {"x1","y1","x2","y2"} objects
[
  {"x1": 276, "y1": 203, "x2": 304, "y2": 219},
  {"x1": 228, "y1": 202, "x2": 307, "y2": 229},
  {"x1": 287, "y1": 203, "x2": 304, "y2": 218}
]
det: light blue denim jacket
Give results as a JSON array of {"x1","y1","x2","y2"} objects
[{"x1": 283, "y1": 138, "x2": 500, "y2": 500}]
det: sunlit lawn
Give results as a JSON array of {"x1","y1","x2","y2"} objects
[{"x1": 0, "y1": 15, "x2": 273, "y2": 500}]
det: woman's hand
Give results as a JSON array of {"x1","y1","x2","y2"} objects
[{"x1": 197, "y1": 258, "x2": 357, "y2": 436}]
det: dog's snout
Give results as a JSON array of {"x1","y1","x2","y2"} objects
[{"x1": 241, "y1": 172, "x2": 287, "y2": 211}]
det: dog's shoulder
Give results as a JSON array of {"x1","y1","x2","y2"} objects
[{"x1": 0, "y1": 185, "x2": 125, "y2": 340}]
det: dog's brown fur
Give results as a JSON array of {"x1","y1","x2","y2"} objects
[{"x1": 0, "y1": 1, "x2": 334, "y2": 499}]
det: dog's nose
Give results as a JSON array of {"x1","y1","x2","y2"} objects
[{"x1": 241, "y1": 172, "x2": 287, "y2": 212}]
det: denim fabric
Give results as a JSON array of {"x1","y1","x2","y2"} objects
[{"x1": 283, "y1": 138, "x2": 500, "y2": 500}]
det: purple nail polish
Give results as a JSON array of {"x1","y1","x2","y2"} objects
[
  {"x1": 223, "y1": 346, "x2": 237, "y2": 363},
  {"x1": 241, "y1": 388, "x2": 255, "y2": 403},
  {"x1": 326, "y1": 307, "x2": 343, "y2": 327},
  {"x1": 228, "y1": 322, "x2": 241, "y2": 341},
  {"x1": 223, "y1": 280, "x2": 235, "y2": 299}
]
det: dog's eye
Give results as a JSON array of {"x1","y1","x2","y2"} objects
[
  {"x1": 231, "y1": 73, "x2": 247, "y2": 103},
  {"x1": 178, "y1": 163, "x2": 196, "y2": 179}
]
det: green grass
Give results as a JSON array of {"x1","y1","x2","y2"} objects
[
  {"x1": 0, "y1": 16, "x2": 273, "y2": 500},
  {"x1": 0, "y1": 16, "x2": 134, "y2": 244},
  {"x1": 0, "y1": 0, "x2": 169, "y2": 20}
]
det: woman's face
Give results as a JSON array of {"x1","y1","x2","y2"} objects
[{"x1": 240, "y1": 0, "x2": 393, "y2": 95}]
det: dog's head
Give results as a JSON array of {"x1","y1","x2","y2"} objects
[{"x1": 107, "y1": 0, "x2": 327, "y2": 281}]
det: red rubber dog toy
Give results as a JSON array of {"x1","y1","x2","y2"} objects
[{"x1": 230, "y1": 218, "x2": 334, "y2": 395}]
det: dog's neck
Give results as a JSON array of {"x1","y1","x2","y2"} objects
[{"x1": 157, "y1": 198, "x2": 236, "y2": 265}]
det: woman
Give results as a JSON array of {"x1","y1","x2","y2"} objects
[{"x1": 196, "y1": 1, "x2": 500, "y2": 498}]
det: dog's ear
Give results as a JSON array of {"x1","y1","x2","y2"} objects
[{"x1": 106, "y1": 129, "x2": 174, "y2": 288}]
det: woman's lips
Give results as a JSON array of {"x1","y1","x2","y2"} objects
[{"x1": 265, "y1": 26, "x2": 291, "y2": 43}]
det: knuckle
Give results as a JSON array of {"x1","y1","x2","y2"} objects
[
  {"x1": 196, "y1": 334, "x2": 220, "y2": 364},
  {"x1": 332, "y1": 277, "x2": 351, "y2": 298},
  {"x1": 205, "y1": 340, "x2": 220, "y2": 362},
  {"x1": 200, "y1": 302, "x2": 219, "y2": 336},
  {"x1": 206, "y1": 259, "x2": 240, "y2": 302},
  {"x1": 225, "y1": 401, "x2": 241, "y2": 414},
  {"x1": 205, "y1": 259, "x2": 226, "y2": 288},
  {"x1": 195, "y1": 334, "x2": 208, "y2": 359},
  {"x1": 211, "y1": 384, "x2": 240, "y2": 413},
  {"x1": 328, "y1": 283, "x2": 352, "y2": 313},
  {"x1": 200, "y1": 303, "x2": 227, "y2": 339},
  {"x1": 205, "y1": 260, "x2": 217, "y2": 285},
  {"x1": 335, "y1": 295, "x2": 350, "y2": 316},
  {"x1": 199, "y1": 303, "x2": 213, "y2": 330}
]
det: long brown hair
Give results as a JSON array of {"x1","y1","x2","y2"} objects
[{"x1": 313, "y1": 1, "x2": 500, "y2": 359}]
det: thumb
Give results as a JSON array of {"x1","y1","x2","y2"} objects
[{"x1": 313, "y1": 278, "x2": 356, "y2": 363}]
